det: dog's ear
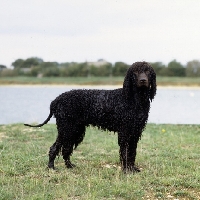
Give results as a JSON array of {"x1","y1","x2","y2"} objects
[
  {"x1": 123, "y1": 67, "x2": 137, "y2": 99},
  {"x1": 149, "y1": 68, "x2": 157, "y2": 101}
]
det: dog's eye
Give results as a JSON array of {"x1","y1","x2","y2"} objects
[{"x1": 133, "y1": 72, "x2": 138, "y2": 77}]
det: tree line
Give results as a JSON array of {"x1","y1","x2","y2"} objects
[{"x1": 0, "y1": 57, "x2": 200, "y2": 77}]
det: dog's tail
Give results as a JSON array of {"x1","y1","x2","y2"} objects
[{"x1": 24, "y1": 110, "x2": 53, "y2": 127}]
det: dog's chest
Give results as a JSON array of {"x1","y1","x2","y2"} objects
[{"x1": 135, "y1": 103, "x2": 150, "y2": 125}]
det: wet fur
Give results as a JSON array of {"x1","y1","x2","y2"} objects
[{"x1": 24, "y1": 61, "x2": 156, "y2": 173}]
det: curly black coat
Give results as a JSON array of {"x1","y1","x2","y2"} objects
[{"x1": 24, "y1": 61, "x2": 156, "y2": 172}]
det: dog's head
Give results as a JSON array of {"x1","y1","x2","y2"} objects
[{"x1": 123, "y1": 62, "x2": 157, "y2": 101}]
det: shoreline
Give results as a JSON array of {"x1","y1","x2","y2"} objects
[{"x1": 0, "y1": 84, "x2": 200, "y2": 90}]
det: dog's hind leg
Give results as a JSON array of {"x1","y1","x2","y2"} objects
[
  {"x1": 48, "y1": 119, "x2": 71, "y2": 169},
  {"x1": 74, "y1": 124, "x2": 86, "y2": 149},
  {"x1": 62, "y1": 123, "x2": 86, "y2": 168},
  {"x1": 48, "y1": 139, "x2": 61, "y2": 169},
  {"x1": 57, "y1": 120, "x2": 77, "y2": 169},
  {"x1": 62, "y1": 142, "x2": 75, "y2": 168}
]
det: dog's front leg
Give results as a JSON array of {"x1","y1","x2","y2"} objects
[{"x1": 118, "y1": 134, "x2": 140, "y2": 173}]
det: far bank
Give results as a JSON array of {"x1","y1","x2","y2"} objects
[{"x1": 0, "y1": 76, "x2": 200, "y2": 87}]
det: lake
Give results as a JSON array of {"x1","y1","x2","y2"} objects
[{"x1": 0, "y1": 85, "x2": 200, "y2": 125}]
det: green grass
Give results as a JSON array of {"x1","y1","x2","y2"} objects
[
  {"x1": 156, "y1": 76, "x2": 200, "y2": 87},
  {"x1": 0, "y1": 76, "x2": 123, "y2": 86},
  {"x1": 1, "y1": 76, "x2": 200, "y2": 86},
  {"x1": 0, "y1": 124, "x2": 200, "y2": 199}
]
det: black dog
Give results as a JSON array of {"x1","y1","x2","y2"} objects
[{"x1": 25, "y1": 61, "x2": 156, "y2": 172}]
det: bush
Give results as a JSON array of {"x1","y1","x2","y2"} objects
[
  {"x1": 113, "y1": 62, "x2": 129, "y2": 76},
  {"x1": 43, "y1": 67, "x2": 60, "y2": 77},
  {"x1": 186, "y1": 60, "x2": 200, "y2": 77},
  {"x1": 0, "y1": 69, "x2": 18, "y2": 77},
  {"x1": 167, "y1": 60, "x2": 185, "y2": 77},
  {"x1": 89, "y1": 64, "x2": 112, "y2": 77},
  {"x1": 150, "y1": 62, "x2": 166, "y2": 75}
]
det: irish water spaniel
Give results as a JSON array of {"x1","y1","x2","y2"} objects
[{"x1": 24, "y1": 61, "x2": 156, "y2": 173}]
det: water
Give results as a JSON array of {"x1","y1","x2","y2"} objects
[{"x1": 0, "y1": 85, "x2": 200, "y2": 125}]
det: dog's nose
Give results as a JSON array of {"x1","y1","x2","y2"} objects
[{"x1": 140, "y1": 79, "x2": 147, "y2": 83}]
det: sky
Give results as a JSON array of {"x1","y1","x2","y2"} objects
[{"x1": 1, "y1": 0, "x2": 200, "y2": 67}]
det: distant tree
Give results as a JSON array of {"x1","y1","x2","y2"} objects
[
  {"x1": 101, "y1": 63, "x2": 112, "y2": 76},
  {"x1": 43, "y1": 67, "x2": 60, "y2": 77},
  {"x1": 12, "y1": 59, "x2": 24, "y2": 69},
  {"x1": 186, "y1": 60, "x2": 200, "y2": 77},
  {"x1": 39, "y1": 62, "x2": 58, "y2": 68},
  {"x1": 158, "y1": 67, "x2": 171, "y2": 76},
  {"x1": 33, "y1": 59, "x2": 60, "y2": 76},
  {"x1": 0, "y1": 65, "x2": 6, "y2": 70},
  {"x1": 63, "y1": 63, "x2": 87, "y2": 77},
  {"x1": 150, "y1": 62, "x2": 166, "y2": 75},
  {"x1": 88, "y1": 65, "x2": 97, "y2": 76},
  {"x1": 89, "y1": 63, "x2": 112, "y2": 77},
  {"x1": 66, "y1": 65, "x2": 79, "y2": 77},
  {"x1": 113, "y1": 62, "x2": 129, "y2": 76},
  {"x1": 57, "y1": 62, "x2": 73, "y2": 77},
  {"x1": 59, "y1": 62, "x2": 71, "y2": 68},
  {"x1": 59, "y1": 67, "x2": 69, "y2": 77},
  {"x1": 167, "y1": 60, "x2": 185, "y2": 77},
  {"x1": 23, "y1": 57, "x2": 43, "y2": 68},
  {"x1": 35, "y1": 62, "x2": 59, "y2": 77},
  {"x1": 12, "y1": 57, "x2": 43, "y2": 69},
  {"x1": 78, "y1": 62, "x2": 88, "y2": 77},
  {"x1": 29, "y1": 66, "x2": 41, "y2": 77}
]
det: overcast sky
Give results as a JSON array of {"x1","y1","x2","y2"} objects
[{"x1": 1, "y1": 0, "x2": 200, "y2": 67}]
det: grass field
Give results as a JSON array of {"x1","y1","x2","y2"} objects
[
  {"x1": 0, "y1": 124, "x2": 200, "y2": 199},
  {"x1": 1, "y1": 76, "x2": 200, "y2": 87}
]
